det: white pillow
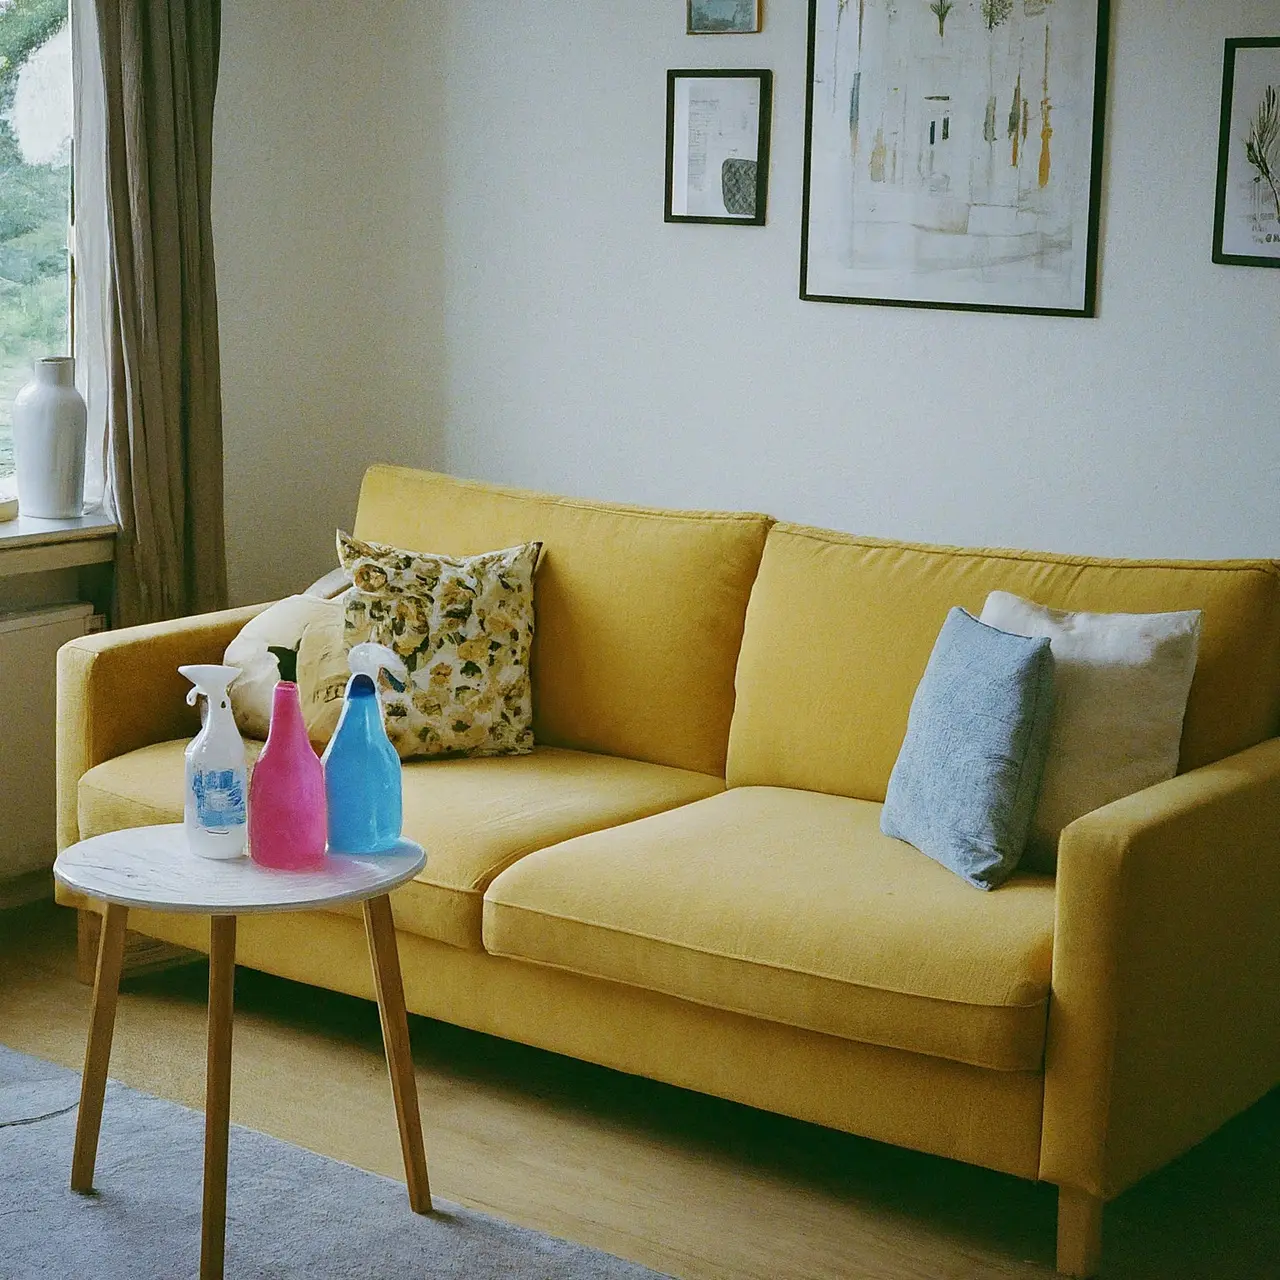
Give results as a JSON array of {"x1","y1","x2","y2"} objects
[
  {"x1": 296, "y1": 605, "x2": 350, "y2": 748},
  {"x1": 303, "y1": 566, "x2": 352, "y2": 599},
  {"x1": 224, "y1": 595, "x2": 343, "y2": 739},
  {"x1": 979, "y1": 591, "x2": 1202, "y2": 871}
]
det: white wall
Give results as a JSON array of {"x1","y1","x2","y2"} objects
[
  {"x1": 213, "y1": 1, "x2": 444, "y2": 603},
  {"x1": 436, "y1": 1, "x2": 1280, "y2": 559},
  {"x1": 214, "y1": 1, "x2": 1280, "y2": 605}
]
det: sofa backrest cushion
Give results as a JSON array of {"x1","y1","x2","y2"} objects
[
  {"x1": 727, "y1": 524, "x2": 1280, "y2": 802},
  {"x1": 354, "y1": 466, "x2": 772, "y2": 776}
]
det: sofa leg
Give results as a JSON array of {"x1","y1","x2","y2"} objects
[
  {"x1": 1056, "y1": 1187, "x2": 1103, "y2": 1277},
  {"x1": 76, "y1": 908, "x2": 101, "y2": 985},
  {"x1": 75, "y1": 905, "x2": 201, "y2": 985}
]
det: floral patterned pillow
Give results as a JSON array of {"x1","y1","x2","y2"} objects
[{"x1": 336, "y1": 531, "x2": 541, "y2": 760}]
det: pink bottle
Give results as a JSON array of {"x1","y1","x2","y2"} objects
[{"x1": 248, "y1": 682, "x2": 327, "y2": 871}]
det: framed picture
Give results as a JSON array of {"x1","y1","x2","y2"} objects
[
  {"x1": 800, "y1": 0, "x2": 1110, "y2": 316},
  {"x1": 666, "y1": 69, "x2": 773, "y2": 225},
  {"x1": 688, "y1": 1, "x2": 761, "y2": 35},
  {"x1": 1213, "y1": 37, "x2": 1280, "y2": 269}
]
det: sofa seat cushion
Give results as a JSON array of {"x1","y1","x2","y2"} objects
[
  {"x1": 78, "y1": 741, "x2": 724, "y2": 950},
  {"x1": 483, "y1": 787, "x2": 1057, "y2": 1071}
]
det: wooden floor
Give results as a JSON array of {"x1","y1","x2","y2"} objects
[{"x1": 1, "y1": 901, "x2": 1275, "y2": 1280}]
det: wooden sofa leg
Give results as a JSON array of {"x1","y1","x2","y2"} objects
[
  {"x1": 1056, "y1": 1187, "x2": 1103, "y2": 1277},
  {"x1": 76, "y1": 908, "x2": 102, "y2": 985},
  {"x1": 75, "y1": 905, "x2": 201, "y2": 985}
]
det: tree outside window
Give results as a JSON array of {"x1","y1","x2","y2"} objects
[{"x1": 0, "y1": 0, "x2": 71, "y2": 480}]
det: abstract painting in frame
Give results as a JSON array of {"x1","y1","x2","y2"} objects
[
  {"x1": 801, "y1": 0, "x2": 1110, "y2": 316},
  {"x1": 1213, "y1": 37, "x2": 1280, "y2": 269},
  {"x1": 688, "y1": 1, "x2": 761, "y2": 35}
]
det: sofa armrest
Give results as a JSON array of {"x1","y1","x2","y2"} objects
[
  {"x1": 1041, "y1": 736, "x2": 1280, "y2": 1200},
  {"x1": 56, "y1": 603, "x2": 270, "y2": 851}
]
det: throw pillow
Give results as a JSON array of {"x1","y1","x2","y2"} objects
[
  {"x1": 337, "y1": 531, "x2": 541, "y2": 759},
  {"x1": 224, "y1": 595, "x2": 343, "y2": 739},
  {"x1": 881, "y1": 608, "x2": 1055, "y2": 891},
  {"x1": 979, "y1": 590, "x2": 1202, "y2": 872},
  {"x1": 295, "y1": 606, "x2": 350, "y2": 748}
]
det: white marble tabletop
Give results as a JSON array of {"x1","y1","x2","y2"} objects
[{"x1": 54, "y1": 825, "x2": 426, "y2": 915}]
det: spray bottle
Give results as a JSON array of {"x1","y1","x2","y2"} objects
[
  {"x1": 322, "y1": 643, "x2": 406, "y2": 854},
  {"x1": 249, "y1": 674, "x2": 327, "y2": 872},
  {"x1": 178, "y1": 664, "x2": 248, "y2": 860}
]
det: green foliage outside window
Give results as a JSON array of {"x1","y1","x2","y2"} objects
[{"x1": 0, "y1": 0, "x2": 70, "y2": 476}]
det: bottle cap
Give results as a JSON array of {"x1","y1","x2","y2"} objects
[{"x1": 179, "y1": 664, "x2": 242, "y2": 707}]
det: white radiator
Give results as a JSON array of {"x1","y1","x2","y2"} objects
[{"x1": 0, "y1": 602, "x2": 96, "y2": 881}]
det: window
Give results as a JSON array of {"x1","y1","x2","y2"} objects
[{"x1": 0, "y1": 0, "x2": 72, "y2": 481}]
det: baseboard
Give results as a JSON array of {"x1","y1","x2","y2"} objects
[{"x1": 0, "y1": 869, "x2": 54, "y2": 910}]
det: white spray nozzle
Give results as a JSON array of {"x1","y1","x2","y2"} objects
[
  {"x1": 348, "y1": 643, "x2": 408, "y2": 684},
  {"x1": 179, "y1": 664, "x2": 242, "y2": 708}
]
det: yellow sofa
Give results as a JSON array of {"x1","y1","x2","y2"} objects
[{"x1": 56, "y1": 466, "x2": 1280, "y2": 1276}]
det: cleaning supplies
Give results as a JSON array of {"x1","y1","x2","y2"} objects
[
  {"x1": 248, "y1": 679, "x2": 327, "y2": 870},
  {"x1": 323, "y1": 644, "x2": 405, "y2": 854},
  {"x1": 178, "y1": 665, "x2": 248, "y2": 860}
]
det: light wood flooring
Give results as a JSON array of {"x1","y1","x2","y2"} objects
[{"x1": 1, "y1": 901, "x2": 1275, "y2": 1280}]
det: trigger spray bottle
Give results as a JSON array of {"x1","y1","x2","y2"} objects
[
  {"x1": 178, "y1": 665, "x2": 248, "y2": 859},
  {"x1": 322, "y1": 643, "x2": 406, "y2": 854}
]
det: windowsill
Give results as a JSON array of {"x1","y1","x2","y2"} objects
[{"x1": 0, "y1": 508, "x2": 117, "y2": 577}]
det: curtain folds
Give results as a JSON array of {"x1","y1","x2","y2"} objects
[{"x1": 97, "y1": 0, "x2": 227, "y2": 624}]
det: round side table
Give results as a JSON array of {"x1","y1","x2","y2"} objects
[{"x1": 54, "y1": 825, "x2": 432, "y2": 1280}]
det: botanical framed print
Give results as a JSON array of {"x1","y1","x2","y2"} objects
[
  {"x1": 1213, "y1": 38, "x2": 1280, "y2": 268},
  {"x1": 666, "y1": 70, "x2": 772, "y2": 225},
  {"x1": 800, "y1": 0, "x2": 1110, "y2": 316},
  {"x1": 688, "y1": 1, "x2": 761, "y2": 35}
]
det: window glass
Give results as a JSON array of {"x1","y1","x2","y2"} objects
[{"x1": 0, "y1": 0, "x2": 71, "y2": 480}]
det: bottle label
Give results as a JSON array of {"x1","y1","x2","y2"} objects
[{"x1": 191, "y1": 768, "x2": 247, "y2": 831}]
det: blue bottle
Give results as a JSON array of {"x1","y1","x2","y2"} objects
[{"x1": 322, "y1": 644, "x2": 404, "y2": 854}]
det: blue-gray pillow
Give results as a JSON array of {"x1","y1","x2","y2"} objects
[{"x1": 881, "y1": 608, "x2": 1055, "y2": 890}]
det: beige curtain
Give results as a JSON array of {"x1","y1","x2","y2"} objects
[{"x1": 97, "y1": 0, "x2": 227, "y2": 624}]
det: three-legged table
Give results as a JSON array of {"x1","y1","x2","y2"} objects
[{"x1": 54, "y1": 825, "x2": 432, "y2": 1280}]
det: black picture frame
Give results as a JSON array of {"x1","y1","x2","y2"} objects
[
  {"x1": 1212, "y1": 37, "x2": 1280, "y2": 269},
  {"x1": 799, "y1": 0, "x2": 1110, "y2": 317},
  {"x1": 665, "y1": 69, "x2": 772, "y2": 226}
]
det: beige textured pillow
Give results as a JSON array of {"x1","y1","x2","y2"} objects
[
  {"x1": 224, "y1": 595, "x2": 343, "y2": 739},
  {"x1": 295, "y1": 607, "x2": 350, "y2": 748},
  {"x1": 337, "y1": 531, "x2": 541, "y2": 760},
  {"x1": 980, "y1": 590, "x2": 1202, "y2": 872}
]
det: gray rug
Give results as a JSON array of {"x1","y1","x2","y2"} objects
[{"x1": 0, "y1": 1045, "x2": 670, "y2": 1279}]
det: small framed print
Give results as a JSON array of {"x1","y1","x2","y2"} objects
[
  {"x1": 665, "y1": 69, "x2": 772, "y2": 225},
  {"x1": 688, "y1": 1, "x2": 761, "y2": 36},
  {"x1": 1213, "y1": 37, "x2": 1280, "y2": 268}
]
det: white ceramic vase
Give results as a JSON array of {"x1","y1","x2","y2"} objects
[{"x1": 12, "y1": 356, "x2": 88, "y2": 519}]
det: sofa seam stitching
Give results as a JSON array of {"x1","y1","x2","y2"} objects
[
  {"x1": 769, "y1": 524, "x2": 1280, "y2": 577},
  {"x1": 480, "y1": 938, "x2": 1044, "y2": 1073},
  {"x1": 369, "y1": 467, "x2": 775, "y2": 527},
  {"x1": 482, "y1": 900, "x2": 1050, "y2": 1010}
]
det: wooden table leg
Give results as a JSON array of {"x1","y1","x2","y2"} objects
[
  {"x1": 71, "y1": 902, "x2": 128, "y2": 1192},
  {"x1": 76, "y1": 908, "x2": 102, "y2": 987},
  {"x1": 201, "y1": 915, "x2": 236, "y2": 1280},
  {"x1": 363, "y1": 893, "x2": 431, "y2": 1213}
]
